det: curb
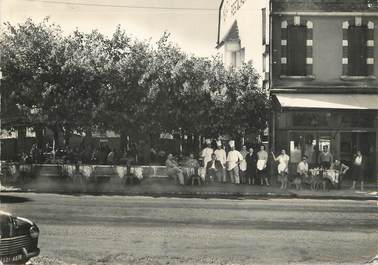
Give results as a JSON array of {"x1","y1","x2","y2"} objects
[{"x1": 1, "y1": 188, "x2": 377, "y2": 201}]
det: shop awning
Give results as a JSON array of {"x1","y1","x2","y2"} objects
[{"x1": 275, "y1": 94, "x2": 378, "y2": 109}]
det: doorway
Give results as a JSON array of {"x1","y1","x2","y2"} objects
[{"x1": 340, "y1": 132, "x2": 376, "y2": 180}]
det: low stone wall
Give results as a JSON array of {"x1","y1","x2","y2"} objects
[{"x1": 1, "y1": 163, "x2": 170, "y2": 182}]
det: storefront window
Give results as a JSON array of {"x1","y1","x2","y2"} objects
[
  {"x1": 292, "y1": 112, "x2": 331, "y2": 127},
  {"x1": 289, "y1": 132, "x2": 318, "y2": 165},
  {"x1": 341, "y1": 113, "x2": 375, "y2": 128}
]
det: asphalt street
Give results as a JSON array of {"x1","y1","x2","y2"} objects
[{"x1": 0, "y1": 193, "x2": 377, "y2": 265}]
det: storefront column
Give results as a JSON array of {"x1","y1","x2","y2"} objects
[
  {"x1": 271, "y1": 110, "x2": 276, "y2": 152},
  {"x1": 375, "y1": 115, "x2": 378, "y2": 182},
  {"x1": 335, "y1": 131, "x2": 340, "y2": 161}
]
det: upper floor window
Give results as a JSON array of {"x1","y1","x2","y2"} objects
[
  {"x1": 280, "y1": 17, "x2": 314, "y2": 79},
  {"x1": 287, "y1": 25, "x2": 307, "y2": 76},
  {"x1": 348, "y1": 25, "x2": 368, "y2": 76},
  {"x1": 342, "y1": 18, "x2": 375, "y2": 79}
]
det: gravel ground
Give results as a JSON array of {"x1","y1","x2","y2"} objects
[
  {"x1": 2, "y1": 193, "x2": 377, "y2": 265},
  {"x1": 27, "y1": 255, "x2": 368, "y2": 265}
]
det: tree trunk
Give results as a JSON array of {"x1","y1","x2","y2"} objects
[
  {"x1": 53, "y1": 126, "x2": 59, "y2": 149},
  {"x1": 16, "y1": 127, "x2": 26, "y2": 155},
  {"x1": 83, "y1": 129, "x2": 93, "y2": 150},
  {"x1": 64, "y1": 129, "x2": 71, "y2": 148},
  {"x1": 35, "y1": 125, "x2": 44, "y2": 149}
]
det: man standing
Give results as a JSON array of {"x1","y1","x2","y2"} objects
[
  {"x1": 214, "y1": 141, "x2": 226, "y2": 182},
  {"x1": 226, "y1": 141, "x2": 244, "y2": 184},
  {"x1": 201, "y1": 139, "x2": 213, "y2": 170},
  {"x1": 200, "y1": 139, "x2": 213, "y2": 182},
  {"x1": 318, "y1": 145, "x2": 333, "y2": 169}
]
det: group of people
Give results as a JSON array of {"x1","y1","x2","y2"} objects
[
  {"x1": 21, "y1": 143, "x2": 137, "y2": 166},
  {"x1": 165, "y1": 140, "x2": 271, "y2": 186},
  {"x1": 165, "y1": 141, "x2": 368, "y2": 191},
  {"x1": 274, "y1": 145, "x2": 367, "y2": 190}
]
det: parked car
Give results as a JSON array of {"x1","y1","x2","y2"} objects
[{"x1": 0, "y1": 211, "x2": 40, "y2": 264}]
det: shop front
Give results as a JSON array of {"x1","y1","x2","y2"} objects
[{"x1": 272, "y1": 94, "x2": 378, "y2": 181}]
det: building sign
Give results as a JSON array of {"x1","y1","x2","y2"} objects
[{"x1": 222, "y1": 0, "x2": 247, "y2": 22}]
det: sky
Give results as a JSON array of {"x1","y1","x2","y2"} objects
[{"x1": 0, "y1": 0, "x2": 223, "y2": 57}]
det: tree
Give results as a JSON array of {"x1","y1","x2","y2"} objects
[
  {"x1": 0, "y1": 18, "x2": 65, "y2": 146},
  {"x1": 1, "y1": 18, "x2": 270, "y2": 156}
]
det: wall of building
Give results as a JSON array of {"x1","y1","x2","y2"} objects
[{"x1": 271, "y1": 15, "x2": 378, "y2": 87}]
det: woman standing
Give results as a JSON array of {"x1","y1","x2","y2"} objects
[
  {"x1": 272, "y1": 149, "x2": 290, "y2": 189},
  {"x1": 245, "y1": 147, "x2": 257, "y2": 184},
  {"x1": 239, "y1": 145, "x2": 248, "y2": 184},
  {"x1": 350, "y1": 150, "x2": 365, "y2": 191},
  {"x1": 257, "y1": 145, "x2": 269, "y2": 186}
]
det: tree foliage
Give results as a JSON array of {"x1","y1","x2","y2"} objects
[{"x1": 0, "y1": 18, "x2": 270, "y2": 146}]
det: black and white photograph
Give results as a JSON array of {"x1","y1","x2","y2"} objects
[{"x1": 0, "y1": 0, "x2": 377, "y2": 264}]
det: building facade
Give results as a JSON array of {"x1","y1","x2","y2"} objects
[
  {"x1": 217, "y1": 0, "x2": 269, "y2": 75},
  {"x1": 269, "y1": 0, "x2": 378, "y2": 180}
]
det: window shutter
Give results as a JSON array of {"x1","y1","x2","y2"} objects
[
  {"x1": 287, "y1": 25, "x2": 306, "y2": 76},
  {"x1": 348, "y1": 26, "x2": 367, "y2": 76}
]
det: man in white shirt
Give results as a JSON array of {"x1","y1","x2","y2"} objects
[
  {"x1": 214, "y1": 141, "x2": 226, "y2": 182},
  {"x1": 200, "y1": 139, "x2": 213, "y2": 182},
  {"x1": 297, "y1": 156, "x2": 309, "y2": 177},
  {"x1": 226, "y1": 141, "x2": 244, "y2": 184}
]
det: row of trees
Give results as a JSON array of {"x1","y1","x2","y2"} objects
[{"x1": 0, "y1": 18, "x2": 270, "y2": 149}]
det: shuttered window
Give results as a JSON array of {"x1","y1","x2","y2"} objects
[
  {"x1": 348, "y1": 26, "x2": 367, "y2": 76},
  {"x1": 287, "y1": 25, "x2": 307, "y2": 76}
]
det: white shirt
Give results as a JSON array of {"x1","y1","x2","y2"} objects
[
  {"x1": 239, "y1": 150, "x2": 248, "y2": 171},
  {"x1": 276, "y1": 154, "x2": 290, "y2": 173},
  {"x1": 201, "y1": 147, "x2": 213, "y2": 168},
  {"x1": 226, "y1": 150, "x2": 243, "y2": 171},
  {"x1": 354, "y1": 156, "x2": 362, "y2": 166},
  {"x1": 214, "y1": 148, "x2": 227, "y2": 167},
  {"x1": 297, "y1": 161, "x2": 309, "y2": 175}
]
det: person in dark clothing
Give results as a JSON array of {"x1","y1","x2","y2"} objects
[
  {"x1": 206, "y1": 154, "x2": 223, "y2": 183},
  {"x1": 245, "y1": 147, "x2": 258, "y2": 184},
  {"x1": 350, "y1": 150, "x2": 366, "y2": 191}
]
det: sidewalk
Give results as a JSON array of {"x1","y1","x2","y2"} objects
[{"x1": 1, "y1": 178, "x2": 377, "y2": 200}]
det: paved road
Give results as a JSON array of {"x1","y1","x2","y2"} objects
[{"x1": 1, "y1": 193, "x2": 377, "y2": 265}]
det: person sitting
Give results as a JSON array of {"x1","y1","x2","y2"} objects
[
  {"x1": 165, "y1": 154, "x2": 184, "y2": 185},
  {"x1": 297, "y1": 156, "x2": 309, "y2": 177},
  {"x1": 106, "y1": 148, "x2": 116, "y2": 165},
  {"x1": 184, "y1": 153, "x2": 200, "y2": 184},
  {"x1": 206, "y1": 154, "x2": 223, "y2": 183},
  {"x1": 330, "y1": 159, "x2": 349, "y2": 189},
  {"x1": 295, "y1": 156, "x2": 309, "y2": 190}
]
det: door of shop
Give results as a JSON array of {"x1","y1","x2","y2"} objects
[
  {"x1": 340, "y1": 132, "x2": 376, "y2": 180},
  {"x1": 288, "y1": 131, "x2": 337, "y2": 174}
]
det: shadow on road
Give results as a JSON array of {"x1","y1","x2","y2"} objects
[{"x1": 0, "y1": 195, "x2": 33, "y2": 204}]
